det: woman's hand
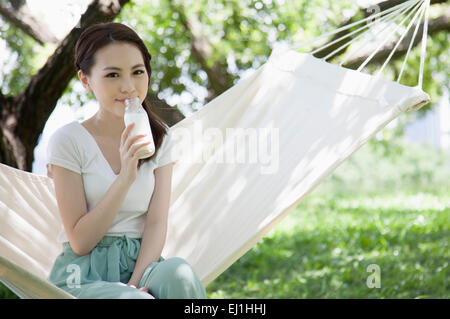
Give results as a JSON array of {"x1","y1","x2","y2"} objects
[{"x1": 118, "y1": 122, "x2": 152, "y2": 185}]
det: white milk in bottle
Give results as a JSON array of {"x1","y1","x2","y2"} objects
[{"x1": 124, "y1": 97, "x2": 155, "y2": 159}]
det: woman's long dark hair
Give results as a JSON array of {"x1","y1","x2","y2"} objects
[{"x1": 74, "y1": 22, "x2": 168, "y2": 169}]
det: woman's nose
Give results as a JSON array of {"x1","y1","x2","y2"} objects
[{"x1": 120, "y1": 78, "x2": 135, "y2": 92}]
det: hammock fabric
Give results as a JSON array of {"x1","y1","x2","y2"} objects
[
  {"x1": 0, "y1": 0, "x2": 432, "y2": 298},
  {"x1": 162, "y1": 49, "x2": 429, "y2": 284}
]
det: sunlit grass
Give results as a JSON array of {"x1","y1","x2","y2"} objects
[{"x1": 206, "y1": 191, "x2": 450, "y2": 299}]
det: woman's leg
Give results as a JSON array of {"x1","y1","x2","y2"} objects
[
  {"x1": 62, "y1": 281, "x2": 155, "y2": 299},
  {"x1": 48, "y1": 236, "x2": 155, "y2": 299},
  {"x1": 139, "y1": 257, "x2": 206, "y2": 299}
]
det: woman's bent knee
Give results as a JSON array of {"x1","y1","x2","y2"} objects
[{"x1": 149, "y1": 257, "x2": 206, "y2": 299}]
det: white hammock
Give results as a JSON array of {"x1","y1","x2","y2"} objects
[{"x1": 0, "y1": 0, "x2": 431, "y2": 298}]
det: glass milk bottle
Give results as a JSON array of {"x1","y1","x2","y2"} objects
[{"x1": 124, "y1": 97, "x2": 155, "y2": 159}]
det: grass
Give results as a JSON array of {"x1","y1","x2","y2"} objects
[{"x1": 205, "y1": 190, "x2": 450, "y2": 298}]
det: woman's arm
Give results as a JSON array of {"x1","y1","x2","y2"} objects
[
  {"x1": 52, "y1": 164, "x2": 134, "y2": 256},
  {"x1": 128, "y1": 162, "x2": 175, "y2": 286}
]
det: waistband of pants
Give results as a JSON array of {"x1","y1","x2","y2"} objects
[{"x1": 62, "y1": 235, "x2": 142, "y2": 250}]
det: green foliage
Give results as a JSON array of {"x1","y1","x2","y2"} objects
[
  {"x1": 0, "y1": 17, "x2": 37, "y2": 95},
  {"x1": 0, "y1": 282, "x2": 19, "y2": 299},
  {"x1": 320, "y1": 137, "x2": 450, "y2": 197},
  {"x1": 114, "y1": 0, "x2": 356, "y2": 110}
]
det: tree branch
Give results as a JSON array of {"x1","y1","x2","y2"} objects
[
  {"x1": 0, "y1": 0, "x2": 58, "y2": 44},
  {"x1": 375, "y1": 0, "x2": 448, "y2": 13}
]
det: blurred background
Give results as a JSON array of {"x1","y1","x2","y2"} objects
[{"x1": 0, "y1": 0, "x2": 449, "y2": 298}]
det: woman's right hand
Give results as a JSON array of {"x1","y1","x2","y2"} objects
[{"x1": 118, "y1": 122, "x2": 152, "y2": 185}]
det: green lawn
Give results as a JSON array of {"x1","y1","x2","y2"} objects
[{"x1": 206, "y1": 191, "x2": 450, "y2": 298}]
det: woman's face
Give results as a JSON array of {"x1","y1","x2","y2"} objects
[{"x1": 78, "y1": 42, "x2": 149, "y2": 118}]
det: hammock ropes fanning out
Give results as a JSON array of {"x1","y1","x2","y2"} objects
[{"x1": 0, "y1": 0, "x2": 431, "y2": 298}]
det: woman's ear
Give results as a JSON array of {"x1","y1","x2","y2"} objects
[{"x1": 78, "y1": 70, "x2": 92, "y2": 92}]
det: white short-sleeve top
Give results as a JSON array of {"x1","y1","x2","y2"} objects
[{"x1": 46, "y1": 120, "x2": 177, "y2": 243}]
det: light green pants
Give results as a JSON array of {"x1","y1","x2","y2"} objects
[{"x1": 47, "y1": 235, "x2": 206, "y2": 299}]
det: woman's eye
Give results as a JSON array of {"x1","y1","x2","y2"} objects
[{"x1": 106, "y1": 70, "x2": 145, "y2": 78}]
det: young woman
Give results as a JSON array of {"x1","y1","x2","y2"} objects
[{"x1": 46, "y1": 22, "x2": 206, "y2": 299}]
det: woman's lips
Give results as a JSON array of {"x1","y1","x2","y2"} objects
[{"x1": 116, "y1": 98, "x2": 137, "y2": 103}]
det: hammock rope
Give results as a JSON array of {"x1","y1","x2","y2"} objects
[
  {"x1": 290, "y1": 0, "x2": 418, "y2": 52},
  {"x1": 376, "y1": 1, "x2": 427, "y2": 78},
  {"x1": 337, "y1": 1, "x2": 418, "y2": 66},
  {"x1": 418, "y1": 0, "x2": 431, "y2": 88},
  {"x1": 398, "y1": 1, "x2": 427, "y2": 84},
  {"x1": 318, "y1": 0, "x2": 418, "y2": 61},
  {"x1": 356, "y1": 0, "x2": 424, "y2": 72},
  {"x1": 287, "y1": 0, "x2": 430, "y2": 87}
]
